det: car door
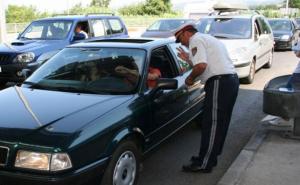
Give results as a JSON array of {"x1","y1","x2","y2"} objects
[
  {"x1": 256, "y1": 17, "x2": 273, "y2": 68},
  {"x1": 144, "y1": 46, "x2": 190, "y2": 146},
  {"x1": 168, "y1": 43, "x2": 205, "y2": 114}
]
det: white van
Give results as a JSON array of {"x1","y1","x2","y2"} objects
[{"x1": 196, "y1": 4, "x2": 274, "y2": 83}]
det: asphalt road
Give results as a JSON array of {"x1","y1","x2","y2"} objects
[
  {"x1": 137, "y1": 50, "x2": 298, "y2": 185},
  {"x1": 0, "y1": 51, "x2": 297, "y2": 185}
]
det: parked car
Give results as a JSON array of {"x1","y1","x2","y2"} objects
[
  {"x1": 197, "y1": 4, "x2": 274, "y2": 83},
  {"x1": 141, "y1": 18, "x2": 194, "y2": 38},
  {"x1": 0, "y1": 14, "x2": 129, "y2": 87},
  {"x1": 268, "y1": 18, "x2": 299, "y2": 50},
  {"x1": 294, "y1": 17, "x2": 300, "y2": 27},
  {"x1": 0, "y1": 38, "x2": 203, "y2": 185}
]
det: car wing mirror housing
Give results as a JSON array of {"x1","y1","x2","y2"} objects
[{"x1": 156, "y1": 78, "x2": 178, "y2": 90}]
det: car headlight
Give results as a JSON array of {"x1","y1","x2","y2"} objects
[
  {"x1": 15, "y1": 150, "x2": 72, "y2": 171},
  {"x1": 13, "y1": 52, "x2": 35, "y2": 63},
  {"x1": 280, "y1": 35, "x2": 290, "y2": 41}
]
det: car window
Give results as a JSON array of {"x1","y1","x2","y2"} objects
[
  {"x1": 108, "y1": 19, "x2": 124, "y2": 34},
  {"x1": 90, "y1": 19, "x2": 106, "y2": 37},
  {"x1": 258, "y1": 17, "x2": 271, "y2": 34},
  {"x1": 21, "y1": 20, "x2": 72, "y2": 40},
  {"x1": 268, "y1": 19, "x2": 292, "y2": 31},
  {"x1": 26, "y1": 48, "x2": 146, "y2": 94},
  {"x1": 168, "y1": 43, "x2": 192, "y2": 74},
  {"x1": 147, "y1": 19, "x2": 192, "y2": 31},
  {"x1": 197, "y1": 18, "x2": 251, "y2": 39},
  {"x1": 146, "y1": 47, "x2": 177, "y2": 89}
]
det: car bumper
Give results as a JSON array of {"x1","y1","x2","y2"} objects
[
  {"x1": 274, "y1": 40, "x2": 292, "y2": 50},
  {"x1": 0, "y1": 157, "x2": 109, "y2": 185},
  {"x1": 234, "y1": 60, "x2": 251, "y2": 78}
]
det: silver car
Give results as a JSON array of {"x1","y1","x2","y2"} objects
[{"x1": 197, "y1": 11, "x2": 274, "y2": 83}]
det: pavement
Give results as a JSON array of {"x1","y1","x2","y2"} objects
[{"x1": 217, "y1": 118, "x2": 300, "y2": 185}]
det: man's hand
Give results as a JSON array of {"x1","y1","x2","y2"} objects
[
  {"x1": 185, "y1": 76, "x2": 194, "y2": 86},
  {"x1": 176, "y1": 47, "x2": 189, "y2": 61}
]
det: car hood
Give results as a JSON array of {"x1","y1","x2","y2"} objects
[
  {"x1": 272, "y1": 30, "x2": 292, "y2": 37},
  {"x1": 141, "y1": 30, "x2": 174, "y2": 38},
  {"x1": 0, "y1": 39, "x2": 67, "y2": 53},
  {"x1": 0, "y1": 87, "x2": 133, "y2": 142},
  {"x1": 218, "y1": 39, "x2": 254, "y2": 59}
]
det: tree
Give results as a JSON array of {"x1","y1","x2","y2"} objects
[
  {"x1": 5, "y1": 5, "x2": 49, "y2": 23},
  {"x1": 288, "y1": 0, "x2": 300, "y2": 8},
  {"x1": 90, "y1": 0, "x2": 111, "y2": 8},
  {"x1": 119, "y1": 0, "x2": 173, "y2": 16}
]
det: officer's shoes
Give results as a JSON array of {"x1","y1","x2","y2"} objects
[
  {"x1": 190, "y1": 156, "x2": 218, "y2": 167},
  {"x1": 182, "y1": 162, "x2": 212, "y2": 173}
]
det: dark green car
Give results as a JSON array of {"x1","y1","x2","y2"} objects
[{"x1": 0, "y1": 38, "x2": 205, "y2": 185}]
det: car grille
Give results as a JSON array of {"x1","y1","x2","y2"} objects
[
  {"x1": 0, "y1": 54, "x2": 11, "y2": 64},
  {"x1": 0, "y1": 146, "x2": 9, "y2": 166}
]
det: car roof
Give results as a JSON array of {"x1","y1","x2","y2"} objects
[
  {"x1": 154, "y1": 18, "x2": 194, "y2": 21},
  {"x1": 35, "y1": 14, "x2": 120, "y2": 22},
  {"x1": 67, "y1": 38, "x2": 175, "y2": 50},
  {"x1": 201, "y1": 14, "x2": 255, "y2": 19}
]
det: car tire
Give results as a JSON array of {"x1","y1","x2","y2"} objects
[
  {"x1": 100, "y1": 140, "x2": 141, "y2": 185},
  {"x1": 263, "y1": 50, "x2": 273, "y2": 69},
  {"x1": 241, "y1": 59, "x2": 255, "y2": 84}
]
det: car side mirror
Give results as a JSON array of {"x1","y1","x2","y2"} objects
[
  {"x1": 155, "y1": 78, "x2": 178, "y2": 90},
  {"x1": 149, "y1": 78, "x2": 178, "y2": 97}
]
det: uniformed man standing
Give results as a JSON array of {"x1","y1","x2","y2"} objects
[{"x1": 173, "y1": 23, "x2": 239, "y2": 173}]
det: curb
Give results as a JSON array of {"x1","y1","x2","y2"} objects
[{"x1": 217, "y1": 126, "x2": 268, "y2": 185}]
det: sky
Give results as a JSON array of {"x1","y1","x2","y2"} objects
[{"x1": 2, "y1": 0, "x2": 283, "y2": 13}]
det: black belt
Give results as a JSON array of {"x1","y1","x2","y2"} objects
[{"x1": 207, "y1": 74, "x2": 238, "y2": 83}]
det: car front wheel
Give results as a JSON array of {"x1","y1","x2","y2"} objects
[
  {"x1": 241, "y1": 59, "x2": 255, "y2": 84},
  {"x1": 263, "y1": 50, "x2": 273, "y2": 69},
  {"x1": 101, "y1": 140, "x2": 141, "y2": 185}
]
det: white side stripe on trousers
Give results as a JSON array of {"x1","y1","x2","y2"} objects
[{"x1": 201, "y1": 79, "x2": 219, "y2": 168}]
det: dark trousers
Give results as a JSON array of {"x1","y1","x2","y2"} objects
[{"x1": 197, "y1": 74, "x2": 239, "y2": 169}]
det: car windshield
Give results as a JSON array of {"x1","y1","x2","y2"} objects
[
  {"x1": 19, "y1": 20, "x2": 73, "y2": 40},
  {"x1": 24, "y1": 47, "x2": 145, "y2": 94},
  {"x1": 147, "y1": 19, "x2": 192, "y2": 31},
  {"x1": 197, "y1": 18, "x2": 252, "y2": 39},
  {"x1": 268, "y1": 20, "x2": 292, "y2": 31}
]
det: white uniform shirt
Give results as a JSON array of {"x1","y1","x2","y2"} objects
[
  {"x1": 294, "y1": 61, "x2": 300, "y2": 73},
  {"x1": 189, "y1": 32, "x2": 236, "y2": 82}
]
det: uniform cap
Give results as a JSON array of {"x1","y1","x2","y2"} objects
[{"x1": 172, "y1": 22, "x2": 197, "y2": 43}]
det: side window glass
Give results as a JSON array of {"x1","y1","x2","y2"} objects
[
  {"x1": 169, "y1": 43, "x2": 192, "y2": 74},
  {"x1": 91, "y1": 19, "x2": 105, "y2": 37},
  {"x1": 255, "y1": 20, "x2": 262, "y2": 35},
  {"x1": 147, "y1": 47, "x2": 175, "y2": 89},
  {"x1": 257, "y1": 17, "x2": 271, "y2": 34},
  {"x1": 108, "y1": 19, "x2": 124, "y2": 34},
  {"x1": 103, "y1": 20, "x2": 112, "y2": 35}
]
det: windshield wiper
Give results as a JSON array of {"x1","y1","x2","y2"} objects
[
  {"x1": 22, "y1": 81, "x2": 51, "y2": 90},
  {"x1": 212, "y1": 34, "x2": 230, "y2": 39},
  {"x1": 53, "y1": 86, "x2": 98, "y2": 94},
  {"x1": 19, "y1": 36, "x2": 32, "y2": 40}
]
